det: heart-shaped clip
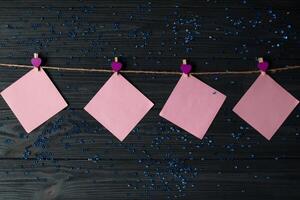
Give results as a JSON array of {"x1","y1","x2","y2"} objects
[
  {"x1": 31, "y1": 53, "x2": 42, "y2": 71},
  {"x1": 112, "y1": 57, "x2": 122, "y2": 74},
  {"x1": 257, "y1": 57, "x2": 269, "y2": 75},
  {"x1": 180, "y1": 59, "x2": 192, "y2": 76}
]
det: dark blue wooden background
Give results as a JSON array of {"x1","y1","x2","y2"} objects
[{"x1": 0, "y1": 1, "x2": 299, "y2": 199}]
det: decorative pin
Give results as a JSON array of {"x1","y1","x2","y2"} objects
[
  {"x1": 111, "y1": 57, "x2": 122, "y2": 73},
  {"x1": 257, "y1": 57, "x2": 269, "y2": 75},
  {"x1": 31, "y1": 53, "x2": 42, "y2": 70},
  {"x1": 180, "y1": 59, "x2": 192, "y2": 75}
]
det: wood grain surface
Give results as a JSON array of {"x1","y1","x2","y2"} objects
[{"x1": 0, "y1": 1, "x2": 299, "y2": 199}]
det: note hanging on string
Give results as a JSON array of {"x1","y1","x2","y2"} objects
[
  {"x1": 84, "y1": 73, "x2": 153, "y2": 141},
  {"x1": 233, "y1": 74, "x2": 299, "y2": 140},
  {"x1": 1, "y1": 68, "x2": 68, "y2": 133},
  {"x1": 160, "y1": 74, "x2": 226, "y2": 139}
]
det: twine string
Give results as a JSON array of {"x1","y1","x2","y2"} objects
[{"x1": 0, "y1": 63, "x2": 299, "y2": 75}]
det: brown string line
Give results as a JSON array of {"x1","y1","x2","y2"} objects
[{"x1": 0, "y1": 63, "x2": 299, "y2": 75}]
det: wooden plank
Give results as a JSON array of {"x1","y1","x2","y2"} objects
[
  {"x1": 0, "y1": 0, "x2": 298, "y2": 70},
  {"x1": 0, "y1": 159, "x2": 299, "y2": 200},
  {"x1": 0, "y1": 0, "x2": 299, "y2": 199},
  {"x1": 0, "y1": 0, "x2": 299, "y2": 9}
]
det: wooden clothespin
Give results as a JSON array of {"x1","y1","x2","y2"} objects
[
  {"x1": 31, "y1": 53, "x2": 42, "y2": 71},
  {"x1": 257, "y1": 57, "x2": 269, "y2": 75},
  {"x1": 180, "y1": 59, "x2": 192, "y2": 76},
  {"x1": 112, "y1": 57, "x2": 122, "y2": 74}
]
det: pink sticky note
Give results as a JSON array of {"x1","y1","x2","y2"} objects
[
  {"x1": 233, "y1": 74, "x2": 299, "y2": 140},
  {"x1": 1, "y1": 68, "x2": 68, "y2": 133},
  {"x1": 160, "y1": 75, "x2": 226, "y2": 139},
  {"x1": 84, "y1": 73, "x2": 154, "y2": 141}
]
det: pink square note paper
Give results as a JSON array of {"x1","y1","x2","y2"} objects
[
  {"x1": 1, "y1": 68, "x2": 68, "y2": 133},
  {"x1": 233, "y1": 74, "x2": 299, "y2": 140},
  {"x1": 160, "y1": 75, "x2": 226, "y2": 139},
  {"x1": 84, "y1": 73, "x2": 154, "y2": 141}
]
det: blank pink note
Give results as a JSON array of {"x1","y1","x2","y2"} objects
[
  {"x1": 160, "y1": 75, "x2": 226, "y2": 139},
  {"x1": 1, "y1": 68, "x2": 68, "y2": 133},
  {"x1": 84, "y1": 73, "x2": 154, "y2": 141},
  {"x1": 233, "y1": 74, "x2": 299, "y2": 140}
]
